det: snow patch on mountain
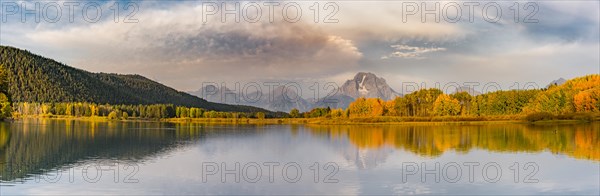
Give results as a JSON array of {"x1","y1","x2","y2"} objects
[{"x1": 358, "y1": 75, "x2": 369, "y2": 96}]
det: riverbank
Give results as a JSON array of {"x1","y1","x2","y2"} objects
[{"x1": 9, "y1": 114, "x2": 599, "y2": 125}]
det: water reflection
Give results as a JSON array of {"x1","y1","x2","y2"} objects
[
  {"x1": 0, "y1": 119, "x2": 268, "y2": 182},
  {"x1": 0, "y1": 119, "x2": 598, "y2": 194},
  {"x1": 306, "y1": 123, "x2": 600, "y2": 161}
]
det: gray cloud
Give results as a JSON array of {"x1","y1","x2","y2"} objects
[
  {"x1": 9, "y1": 2, "x2": 362, "y2": 89},
  {"x1": 0, "y1": 0, "x2": 598, "y2": 92},
  {"x1": 155, "y1": 22, "x2": 362, "y2": 72},
  {"x1": 522, "y1": 2, "x2": 599, "y2": 42}
]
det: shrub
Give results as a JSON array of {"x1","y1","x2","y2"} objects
[
  {"x1": 525, "y1": 112, "x2": 554, "y2": 122},
  {"x1": 572, "y1": 113, "x2": 594, "y2": 122},
  {"x1": 0, "y1": 102, "x2": 11, "y2": 119}
]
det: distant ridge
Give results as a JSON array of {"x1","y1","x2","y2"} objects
[
  {"x1": 190, "y1": 72, "x2": 400, "y2": 111},
  {"x1": 190, "y1": 84, "x2": 312, "y2": 112},
  {"x1": 0, "y1": 45, "x2": 270, "y2": 113}
]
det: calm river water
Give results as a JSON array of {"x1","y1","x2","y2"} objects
[{"x1": 1, "y1": 119, "x2": 598, "y2": 195}]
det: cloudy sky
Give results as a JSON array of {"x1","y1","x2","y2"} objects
[{"x1": 1, "y1": 0, "x2": 598, "y2": 94}]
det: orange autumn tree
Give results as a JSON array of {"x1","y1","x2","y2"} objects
[
  {"x1": 573, "y1": 87, "x2": 600, "y2": 112},
  {"x1": 383, "y1": 100, "x2": 397, "y2": 116},
  {"x1": 348, "y1": 97, "x2": 384, "y2": 117},
  {"x1": 368, "y1": 98, "x2": 384, "y2": 116}
]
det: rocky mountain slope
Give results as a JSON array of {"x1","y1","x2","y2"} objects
[{"x1": 191, "y1": 72, "x2": 401, "y2": 112}]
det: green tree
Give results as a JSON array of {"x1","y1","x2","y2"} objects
[
  {"x1": 1, "y1": 103, "x2": 11, "y2": 119},
  {"x1": 108, "y1": 111, "x2": 118, "y2": 120},
  {"x1": 0, "y1": 65, "x2": 11, "y2": 119},
  {"x1": 0, "y1": 64, "x2": 8, "y2": 95},
  {"x1": 0, "y1": 94, "x2": 11, "y2": 119},
  {"x1": 451, "y1": 92, "x2": 472, "y2": 116},
  {"x1": 290, "y1": 108, "x2": 300, "y2": 118},
  {"x1": 256, "y1": 112, "x2": 265, "y2": 119}
]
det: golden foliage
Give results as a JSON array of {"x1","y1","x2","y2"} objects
[
  {"x1": 383, "y1": 100, "x2": 397, "y2": 116},
  {"x1": 573, "y1": 88, "x2": 600, "y2": 112},
  {"x1": 307, "y1": 123, "x2": 600, "y2": 161},
  {"x1": 525, "y1": 74, "x2": 600, "y2": 114},
  {"x1": 433, "y1": 94, "x2": 461, "y2": 116},
  {"x1": 348, "y1": 97, "x2": 384, "y2": 117}
]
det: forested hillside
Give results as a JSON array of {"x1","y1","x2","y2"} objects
[
  {"x1": 0, "y1": 46, "x2": 269, "y2": 113},
  {"x1": 524, "y1": 75, "x2": 600, "y2": 114}
]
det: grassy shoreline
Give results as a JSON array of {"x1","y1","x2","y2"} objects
[{"x1": 9, "y1": 114, "x2": 598, "y2": 125}]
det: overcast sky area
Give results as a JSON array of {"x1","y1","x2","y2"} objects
[{"x1": 1, "y1": 0, "x2": 599, "y2": 95}]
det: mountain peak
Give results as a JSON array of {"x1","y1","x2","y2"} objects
[
  {"x1": 546, "y1": 77, "x2": 567, "y2": 88},
  {"x1": 340, "y1": 72, "x2": 399, "y2": 100},
  {"x1": 355, "y1": 72, "x2": 375, "y2": 77},
  {"x1": 189, "y1": 72, "x2": 401, "y2": 112}
]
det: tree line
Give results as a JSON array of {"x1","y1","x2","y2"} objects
[
  {"x1": 292, "y1": 75, "x2": 599, "y2": 119},
  {"x1": 12, "y1": 102, "x2": 268, "y2": 120},
  {"x1": 4, "y1": 73, "x2": 599, "y2": 121}
]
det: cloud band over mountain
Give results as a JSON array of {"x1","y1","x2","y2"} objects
[{"x1": 1, "y1": 1, "x2": 598, "y2": 91}]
